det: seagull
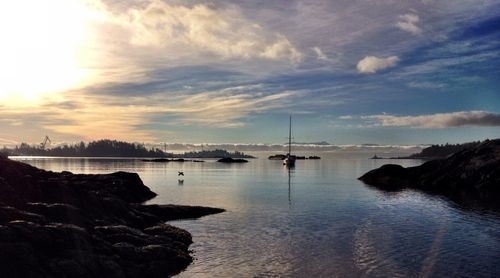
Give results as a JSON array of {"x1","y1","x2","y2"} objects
[{"x1": 178, "y1": 171, "x2": 184, "y2": 176}]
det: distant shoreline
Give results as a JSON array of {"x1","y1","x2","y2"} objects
[
  {"x1": 370, "y1": 156, "x2": 435, "y2": 160},
  {"x1": 8, "y1": 156, "x2": 248, "y2": 160}
]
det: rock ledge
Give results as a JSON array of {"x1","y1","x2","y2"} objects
[
  {"x1": 359, "y1": 139, "x2": 500, "y2": 207},
  {"x1": 0, "y1": 157, "x2": 223, "y2": 278}
]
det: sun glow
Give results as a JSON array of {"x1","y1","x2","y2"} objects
[{"x1": 0, "y1": 0, "x2": 92, "y2": 105}]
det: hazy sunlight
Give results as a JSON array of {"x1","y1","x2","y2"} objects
[{"x1": 0, "y1": 0, "x2": 91, "y2": 104}]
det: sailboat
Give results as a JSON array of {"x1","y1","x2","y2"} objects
[{"x1": 283, "y1": 115, "x2": 296, "y2": 167}]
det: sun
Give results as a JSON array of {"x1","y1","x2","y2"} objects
[{"x1": 0, "y1": 0, "x2": 92, "y2": 105}]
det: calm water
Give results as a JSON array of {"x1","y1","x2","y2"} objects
[{"x1": 13, "y1": 153, "x2": 500, "y2": 278}]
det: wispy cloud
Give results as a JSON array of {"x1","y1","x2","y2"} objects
[
  {"x1": 0, "y1": 84, "x2": 301, "y2": 141},
  {"x1": 408, "y1": 81, "x2": 447, "y2": 89},
  {"x1": 311, "y1": 47, "x2": 331, "y2": 62},
  {"x1": 153, "y1": 89, "x2": 297, "y2": 127},
  {"x1": 362, "y1": 111, "x2": 500, "y2": 128},
  {"x1": 357, "y1": 56, "x2": 400, "y2": 73},
  {"x1": 0, "y1": 136, "x2": 18, "y2": 145},
  {"x1": 396, "y1": 13, "x2": 422, "y2": 35},
  {"x1": 338, "y1": 115, "x2": 354, "y2": 120}
]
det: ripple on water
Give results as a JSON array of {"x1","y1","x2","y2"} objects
[{"x1": 13, "y1": 156, "x2": 500, "y2": 278}]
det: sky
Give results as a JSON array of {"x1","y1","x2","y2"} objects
[{"x1": 0, "y1": 0, "x2": 500, "y2": 146}]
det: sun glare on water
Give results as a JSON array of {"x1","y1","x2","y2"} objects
[{"x1": 0, "y1": 0, "x2": 92, "y2": 105}]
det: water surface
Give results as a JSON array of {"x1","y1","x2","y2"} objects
[{"x1": 14, "y1": 153, "x2": 500, "y2": 277}]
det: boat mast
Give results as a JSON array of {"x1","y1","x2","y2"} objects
[{"x1": 288, "y1": 115, "x2": 292, "y2": 155}]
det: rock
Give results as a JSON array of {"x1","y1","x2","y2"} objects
[
  {"x1": 134, "y1": 204, "x2": 225, "y2": 222},
  {"x1": 217, "y1": 157, "x2": 248, "y2": 163},
  {"x1": 142, "y1": 158, "x2": 171, "y2": 162},
  {"x1": 0, "y1": 205, "x2": 46, "y2": 223},
  {"x1": 144, "y1": 224, "x2": 192, "y2": 244},
  {"x1": 359, "y1": 164, "x2": 410, "y2": 189},
  {"x1": 0, "y1": 157, "x2": 224, "y2": 277},
  {"x1": 359, "y1": 139, "x2": 500, "y2": 207},
  {"x1": 268, "y1": 154, "x2": 286, "y2": 160}
]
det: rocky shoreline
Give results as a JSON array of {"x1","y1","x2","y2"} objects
[
  {"x1": 359, "y1": 139, "x2": 500, "y2": 208},
  {"x1": 0, "y1": 157, "x2": 223, "y2": 277}
]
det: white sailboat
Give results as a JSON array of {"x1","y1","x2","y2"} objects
[{"x1": 284, "y1": 115, "x2": 296, "y2": 167}]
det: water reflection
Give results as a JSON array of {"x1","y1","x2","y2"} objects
[
  {"x1": 287, "y1": 166, "x2": 293, "y2": 208},
  {"x1": 365, "y1": 182, "x2": 500, "y2": 218},
  {"x1": 12, "y1": 154, "x2": 500, "y2": 278}
]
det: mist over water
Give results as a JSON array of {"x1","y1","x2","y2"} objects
[{"x1": 13, "y1": 152, "x2": 500, "y2": 277}]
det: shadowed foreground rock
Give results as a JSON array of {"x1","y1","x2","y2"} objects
[
  {"x1": 359, "y1": 139, "x2": 500, "y2": 207},
  {"x1": 0, "y1": 157, "x2": 224, "y2": 278}
]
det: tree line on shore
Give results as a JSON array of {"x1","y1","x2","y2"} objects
[
  {"x1": 409, "y1": 141, "x2": 482, "y2": 158},
  {"x1": 2, "y1": 140, "x2": 170, "y2": 157},
  {"x1": 0, "y1": 139, "x2": 255, "y2": 158}
]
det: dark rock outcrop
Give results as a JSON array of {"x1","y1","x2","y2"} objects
[
  {"x1": 217, "y1": 157, "x2": 248, "y2": 163},
  {"x1": 268, "y1": 154, "x2": 286, "y2": 160},
  {"x1": 0, "y1": 157, "x2": 224, "y2": 278},
  {"x1": 359, "y1": 139, "x2": 500, "y2": 207}
]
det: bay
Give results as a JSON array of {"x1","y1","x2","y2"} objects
[{"x1": 13, "y1": 153, "x2": 500, "y2": 277}]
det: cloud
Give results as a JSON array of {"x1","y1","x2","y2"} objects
[
  {"x1": 311, "y1": 47, "x2": 330, "y2": 61},
  {"x1": 153, "y1": 88, "x2": 297, "y2": 127},
  {"x1": 14, "y1": 0, "x2": 306, "y2": 92},
  {"x1": 0, "y1": 136, "x2": 18, "y2": 145},
  {"x1": 397, "y1": 13, "x2": 422, "y2": 35},
  {"x1": 109, "y1": 0, "x2": 302, "y2": 63},
  {"x1": 362, "y1": 111, "x2": 500, "y2": 128},
  {"x1": 145, "y1": 142, "x2": 423, "y2": 154},
  {"x1": 408, "y1": 81, "x2": 447, "y2": 89},
  {"x1": 0, "y1": 84, "x2": 300, "y2": 142},
  {"x1": 356, "y1": 56, "x2": 400, "y2": 73},
  {"x1": 338, "y1": 115, "x2": 354, "y2": 120}
]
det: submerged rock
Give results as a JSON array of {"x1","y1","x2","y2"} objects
[
  {"x1": 0, "y1": 157, "x2": 224, "y2": 277},
  {"x1": 359, "y1": 139, "x2": 500, "y2": 207}
]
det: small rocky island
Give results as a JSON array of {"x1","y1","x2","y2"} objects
[
  {"x1": 217, "y1": 157, "x2": 249, "y2": 163},
  {"x1": 0, "y1": 156, "x2": 223, "y2": 277},
  {"x1": 178, "y1": 149, "x2": 255, "y2": 159},
  {"x1": 359, "y1": 139, "x2": 500, "y2": 207}
]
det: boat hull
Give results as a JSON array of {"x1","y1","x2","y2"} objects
[{"x1": 283, "y1": 155, "x2": 296, "y2": 167}]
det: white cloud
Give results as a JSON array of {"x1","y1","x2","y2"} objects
[
  {"x1": 311, "y1": 47, "x2": 330, "y2": 61},
  {"x1": 116, "y1": 1, "x2": 302, "y2": 63},
  {"x1": 362, "y1": 111, "x2": 500, "y2": 128},
  {"x1": 356, "y1": 56, "x2": 400, "y2": 73},
  {"x1": 397, "y1": 13, "x2": 422, "y2": 35},
  {"x1": 338, "y1": 115, "x2": 354, "y2": 120}
]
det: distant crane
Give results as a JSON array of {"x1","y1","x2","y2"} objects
[{"x1": 40, "y1": 136, "x2": 51, "y2": 150}]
